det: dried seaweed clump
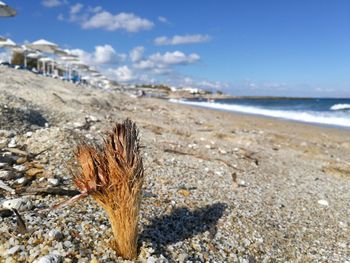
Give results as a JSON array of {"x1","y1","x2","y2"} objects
[{"x1": 60, "y1": 119, "x2": 144, "y2": 259}]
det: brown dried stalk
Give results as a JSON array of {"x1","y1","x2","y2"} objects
[{"x1": 57, "y1": 119, "x2": 144, "y2": 259}]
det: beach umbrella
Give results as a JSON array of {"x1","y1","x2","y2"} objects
[
  {"x1": 12, "y1": 45, "x2": 34, "y2": 68},
  {"x1": 27, "y1": 51, "x2": 42, "y2": 70},
  {"x1": 0, "y1": 38, "x2": 16, "y2": 63},
  {"x1": 27, "y1": 39, "x2": 58, "y2": 53},
  {"x1": 59, "y1": 56, "x2": 80, "y2": 80},
  {"x1": 54, "y1": 49, "x2": 68, "y2": 56},
  {"x1": 0, "y1": 38, "x2": 16, "y2": 48},
  {"x1": 0, "y1": 1, "x2": 16, "y2": 17},
  {"x1": 38, "y1": 57, "x2": 53, "y2": 75},
  {"x1": 27, "y1": 40, "x2": 60, "y2": 74}
]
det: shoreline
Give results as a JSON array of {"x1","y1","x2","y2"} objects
[{"x1": 168, "y1": 98, "x2": 350, "y2": 131}]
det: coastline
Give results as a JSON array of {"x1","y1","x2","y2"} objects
[{"x1": 0, "y1": 67, "x2": 349, "y2": 262}]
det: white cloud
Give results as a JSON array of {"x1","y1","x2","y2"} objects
[
  {"x1": 158, "y1": 16, "x2": 168, "y2": 23},
  {"x1": 154, "y1": 34, "x2": 211, "y2": 45},
  {"x1": 149, "y1": 51, "x2": 200, "y2": 65},
  {"x1": 87, "y1": 6, "x2": 103, "y2": 13},
  {"x1": 57, "y1": 13, "x2": 64, "y2": 21},
  {"x1": 129, "y1": 46, "x2": 144, "y2": 62},
  {"x1": 70, "y1": 3, "x2": 84, "y2": 15},
  {"x1": 93, "y1": 45, "x2": 117, "y2": 64},
  {"x1": 109, "y1": 66, "x2": 134, "y2": 82},
  {"x1": 81, "y1": 11, "x2": 154, "y2": 32},
  {"x1": 68, "y1": 45, "x2": 121, "y2": 65},
  {"x1": 134, "y1": 51, "x2": 200, "y2": 74},
  {"x1": 42, "y1": 0, "x2": 66, "y2": 8}
]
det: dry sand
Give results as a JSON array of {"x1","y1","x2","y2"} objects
[{"x1": 0, "y1": 66, "x2": 349, "y2": 262}]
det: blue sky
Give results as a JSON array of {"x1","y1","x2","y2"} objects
[{"x1": 1, "y1": 0, "x2": 350, "y2": 97}]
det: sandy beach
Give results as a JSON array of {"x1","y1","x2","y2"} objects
[{"x1": 0, "y1": 66, "x2": 349, "y2": 262}]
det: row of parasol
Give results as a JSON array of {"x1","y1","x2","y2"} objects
[{"x1": 0, "y1": 2, "x2": 107, "y2": 86}]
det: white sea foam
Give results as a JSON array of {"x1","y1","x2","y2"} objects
[
  {"x1": 330, "y1": 104, "x2": 350, "y2": 111},
  {"x1": 170, "y1": 99, "x2": 350, "y2": 128}
]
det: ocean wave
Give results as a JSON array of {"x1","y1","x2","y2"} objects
[
  {"x1": 170, "y1": 99, "x2": 350, "y2": 128},
  {"x1": 330, "y1": 104, "x2": 350, "y2": 111}
]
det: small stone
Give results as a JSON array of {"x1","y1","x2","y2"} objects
[
  {"x1": 0, "y1": 180, "x2": 15, "y2": 194},
  {"x1": 0, "y1": 170, "x2": 16, "y2": 180},
  {"x1": 25, "y1": 131, "x2": 33, "y2": 137},
  {"x1": 0, "y1": 208, "x2": 13, "y2": 217},
  {"x1": 2, "y1": 197, "x2": 33, "y2": 211},
  {"x1": 7, "y1": 148, "x2": 27, "y2": 156},
  {"x1": 13, "y1": 165, "x2": 26, "y2": 172},
  {"x1": 7, "y1": 138, "x2": 16, "y2": 148},
  {"x1": 238, "y1": 180, "x2": 247, "y2": 187},
  {"x1": 7, "y1": 245, "x2": 22, "y2": 255},
  {"x1": 146, "y1": 256, "x2": 157, "y2": 263},
  {"x1": 178, "y1": 253, "x2": 187, "y2": 263},
  {"x1": 37, "y1": 254, "x2": 63, "y2": 263},
  {"x1": 16, "y1": 177, "x2": 28, "y2": 186},
  {"x1": 48, "y1": 178, "x2": 60, "y2": 186},
  {"x1": 26, "y1": 168, "x2": 44, "y2": 178},
  {"x1": 88, "y1": 115, "x2": 99, "y2": 122},
  {"x1": 16, "y1": 157, "x2": 27, "y2": 164},
  {"x1": 63, "y1": 240, "x2": 72, "y2": 248},
  {"x1": 177, "y1": 188, "x2": 191, "y2": 197},
  {"x1": 48, "y1": 230, "x2": 63, "y2": 241},
  {"x1": 318, "y1": 199, "x2": 329, "y2": 206}
]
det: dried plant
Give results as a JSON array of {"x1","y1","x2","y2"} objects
[{"x1": 56, "y1": 119, "x2": 144, "y2": 260}]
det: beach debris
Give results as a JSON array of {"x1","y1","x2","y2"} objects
[
  {"x1": 16, "y1": 177, "x2": 29, "y2": 186},
  {"x1": 164, "y1": 148, "x2": 243, "y2": 171},
  {"x1": 26, "y1": 167, "x2": 44, "y2": 178},
  {"x1": 37, "y1": 254, "x2": 63, "y2": 263},
  {"x1": 0, "y1": 208, "x2": 13, "y2": 217},
  {"x1": 177, "y1": 188, "x2": 191, "y2": 197},
  {"x1": 48, "y1": 178, "x2": 60, "y2": 186},
  {"x1": 7, "y1": 138, "x2": 17, "y2": 148},
  {"x1": 55, "y1": 119, "x2": 144, "y2": 260},
  {"x1": 48, "y1": 229, "x2": 63, "y2": 241},
  {"x1": 0, "y1": 179, "x2": 15, "y2": 194},
  {"x1": 13, "y1": 164, "x2": 26, "y2": 172},
  {"x1": 7, "y1": 245, "x2": 23, "y2": 256},
  {"x1": 322, "y1": 162, "x2": 350, "y2": 179},
  {"x1": 0, "y1": 170, "x2": 16, "y2": 180},
  {"x1": 317, "y1": 199, "x2": 329, "y2": 206},
  {"x1": 12, "y1": 208, "x2": 27, "y2": 234},
  {"x1": 21, "y1": 187, "x2": 80, "y2": 197},
  {"x1": 2, "y1": 197, "x2": 33, "y2": 211}
]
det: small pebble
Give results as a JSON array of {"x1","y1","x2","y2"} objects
[
  {"x1": 48, "y1": 230, "x2": 63, "y2": 241},
  {"x1": 16, "y1": 177, "x2": 28, "y2": 185},
  {"x1": 48, "y1": 178, "x2": 60, "y2": 186},
  {"x1": 37, "y1": 254, "x2": 63, "y2": 263},
  {"x1": 7, "y1": 138, "x2": 17, "y2": 148},
  {"x1": 0, "y1": 170, "x2": 15, "y2": 180},
  {"x1": 2, "y1": 197, "x2": 33, "y2": 211},
  {"x1": 7, "y1": 245, "x2": 22, "y2": 255},
  {"x1": 318, "y1": 200, "x2": 329, "y2": 206},
  {"x1": 13, "y1": 165, "x2": 26, "y2": 172}
]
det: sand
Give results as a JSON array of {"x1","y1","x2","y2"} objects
[{"x1": 0, "y1": 66, "x2": 349, "y2": 262}]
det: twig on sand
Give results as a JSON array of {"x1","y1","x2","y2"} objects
[
  {"x1": 20, "y1": 187, "x2": 80, "y2": 197},
  {"x1": 163, "y1": 148, "x2": 243, "y2": 171}
]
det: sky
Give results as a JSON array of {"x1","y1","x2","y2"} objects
[{"x1": 1, "y1": 0, "x2": 350, "y2": 97}]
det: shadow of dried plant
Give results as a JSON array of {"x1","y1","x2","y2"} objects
[{"x1": 140, "y1": 202, "x2": 227, "y2": 257}]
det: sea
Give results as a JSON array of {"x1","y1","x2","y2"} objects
[{"x1": 169, "y1": 98, "x2": 350, "y2": 129}]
